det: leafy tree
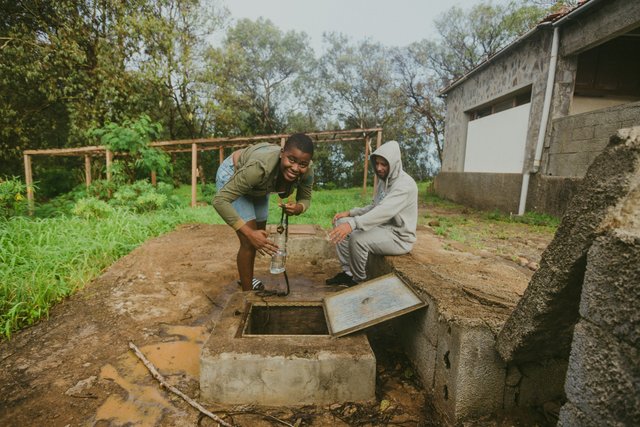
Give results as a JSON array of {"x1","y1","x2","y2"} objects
[
  {"x1": 428, "y1": 2, "x2": 547, "y2": 85},
  {"x1": 88, "y1": 115, "x2": 169, "y2": 183},
  {"x1": 207, "y1": 18, "x2": 315, "y2": 135}
]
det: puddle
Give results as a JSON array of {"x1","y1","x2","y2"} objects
[{"x1": 94, "y1": 325, "x2": 205, "y2": 424}]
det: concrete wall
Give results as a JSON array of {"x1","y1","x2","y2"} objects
[
  {"x1": 434, "y1": 171, "x2": 580, "y2": 217},
  {"x1": 434, "y1": 172, "x2": 523, "y2": 214},
  {"x1": 441, "y1": 29, "x2": 553, "y2": 173},
  {"x1": 559, "y1": 227, "x2": 640, "y2": 425},
  {"x1": 559, "y1": 0, "x2": 640, "y2": 56},
  {"x1": 497, "y1": 127, "x2": 640, "y2": 363},
  {"x1": 525, "y1": 174, "x2": 582, "y2": 218},
  {"x1": 545, "y1": 101, "x2": 640, "y2": 177}
]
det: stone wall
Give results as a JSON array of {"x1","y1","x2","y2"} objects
[
  {"x1": 558, "y1": 229, "x2": 640, "y2": 426},
  {"x1": 559, "y1": 0, "x2": 640, "y2": 56},
  {"x1": 433, "y1": 172, "x2": 523, "y2": 213},
  {"x1": 441, "y1": 29, "x2": 553, "y2": 173},
  {"x1": 434, "y1": 171, "x2": 581, "y2": 217},
  {"x1": 497, "y1": 127, "x2": 640, "y2": 363},
  {"x1": 545, "y1": 101, "x2": 640, "y2": 177}
]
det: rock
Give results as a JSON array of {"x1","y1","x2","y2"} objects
[
  {"x1": 65, "y1": 376, "x2": 97, "y2": 396},
  {"x1": 428, "y1": 220, "x2": 440, "y2": 227},
  {"x1": 527, "y1": 261, "x2": 539, "y2": 271}
]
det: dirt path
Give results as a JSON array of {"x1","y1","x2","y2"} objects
[{"x1": 0, "y1": 210, "x2": 554, "y2": 426}]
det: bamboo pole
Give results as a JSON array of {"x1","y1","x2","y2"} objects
[
  {"x1": 362, "y1": 136, "x2": 370, "y2": 196},
  {"x1": 23, "y1": 154, "x2": 34, "y2": 215},
  {"x1": 106, "y1": 150, "x2": 113, "y2": 181},
  {"x1": 191, "y1": 143, "x2": 197, "y2": 207},
  {"x1": 84, "y1": 155, "x2": 92, "y2": 188},
  {"x1": 373, "y1": 129, "x2": 382, "y2": 194}
]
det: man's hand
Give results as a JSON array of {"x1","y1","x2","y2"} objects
[
  {"x1": 245, "y1": 229, "x2": 278, "y2": 256},
  {"x1": 332, "y1": 210, "x2": 350, "y2": 225},
  {"x1": 329, "y1": 221, "x2": 352, "y2": 244},
  {"x1": 279, "y1": 201, "x2": 304, "y2": 216}
]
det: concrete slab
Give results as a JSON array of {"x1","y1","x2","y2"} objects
[{"x1": 200, "y1": 291, "x2": 376, "y2": 406}]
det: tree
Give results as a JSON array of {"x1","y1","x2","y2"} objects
[
  {"x1": 428, "y1": 2, "x2": 547, "y2": 85},
  {"x1": 134, "y1": 0, "x2": 228, "y2": 140},
  {"x1": 206, "y1": 18, "x2": 315, "y2": 135},
  {"x1": 394, "y1": 42, "x2": 445, "y2": 166}
]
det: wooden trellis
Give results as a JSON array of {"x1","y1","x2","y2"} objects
[{"x1": 23, "y1": 127, "x2": 383, "y2": 212}]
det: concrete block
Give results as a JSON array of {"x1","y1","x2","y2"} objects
[
  {"x1": 517, "y1": 359, "x2": 568, "y2": 406},
  {"x1": 571, "y1": 125, "x2": 594, "y2": 141},
  {"x1": 580, "y1": 230, "x2": 640, "y2": 347},
  {"x1": 200, "y1": 293, "x2": 376, "y2": 405},
  {"x1": 396, "y1": 304, "x2": 438, "y2": 389},
  {"x1": 433, "y1": 323, "x2": 506, "y2": 423},
  {"x1": 497, "y1": 127, "x2": 640, "y2": 363},
  {"x1": 563, "y1": 320, "x2": 640, "y2": 425},
  {"x1": 558, "y1": 401, "x2": 598, "y2": 427}
]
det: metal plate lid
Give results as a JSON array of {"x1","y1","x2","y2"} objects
[{"x1": 323, "y1": 273, "x2": 426, "y2": 337}]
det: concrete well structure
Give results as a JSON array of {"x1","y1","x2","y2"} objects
[{"x1": 200, "y1": 291, "x2": 376, "y2": 406}]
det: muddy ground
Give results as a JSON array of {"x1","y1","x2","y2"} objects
[{"x1": 0, "y1": 205, "x2": 555, "y2": 427}]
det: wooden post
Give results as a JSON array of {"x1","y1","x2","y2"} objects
[
  {"x1": 84, "y1": 155, "x2": 92, "y2": 188},
  {"x1": 373, "y1": 130, "x2": 382, "y2": 194},
  {"x1": 191, "y1": 143, "x2": 197, "y2": 207},
  {"x1": 219, "y1": 147, "x2": 224, "y2": 165},
  {"x1": 362, "y1": 136, "x2": 370, "y2": 196},
  {"x1": 23, "y1": 154, "x2": 34, "y2": 215},
  {"x1": 280, "y1": 137, "x2": 286, "y2": 148},
  {"x1": 151, "y1": 170, "x2": 157, "y2": 186},
  {"x1": 106, "y1": 150, "x2": 113, "y2": 181}
]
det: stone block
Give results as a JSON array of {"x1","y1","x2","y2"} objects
[
  {"x1": 563, "y1": 320, "x2": 640, "y2": 425},
  {"x1": 497, "y1": 127, "x2": 640, "y2": 363},
  {"x1": 433, "y1": 323, "x2": 506, "y2": 423},
  {"x1": 200, "y1": 293, "x2": 376, "y2": 405},
  {"x1": 570, "y1": 125, "x2": 594, "y2": 141},
  {"x1": 558, "y1": 401, "x2": 598, "y2": 427},
  {"x1": 517, "y1": 359, "x2": 568, "y2": 406},
  {"x1": 580, "y1": 230, "x2": 640, "y2": 347}
]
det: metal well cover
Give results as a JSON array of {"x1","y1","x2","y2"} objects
[{"x1": 323, "y1": 273, "x2": 426, "y2": 337}]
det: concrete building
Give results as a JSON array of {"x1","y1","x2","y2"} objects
[{"x1": 435, "y1": 0, "x2": 640, "y2": 217}]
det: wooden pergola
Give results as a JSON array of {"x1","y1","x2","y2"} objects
[{"x1": 23, "y1": 127, "x2": 383, "y2": 211}]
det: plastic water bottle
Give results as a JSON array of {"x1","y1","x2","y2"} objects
[{"x1": 270, "y1": 232, "x2": 287, "y2": 274}]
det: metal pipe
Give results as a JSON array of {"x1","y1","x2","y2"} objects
[{"x1": 518, "y1": 26, "x2": 560, "y2": 215}]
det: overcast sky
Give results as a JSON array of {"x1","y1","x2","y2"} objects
[{"x1": 219, "y1": 0, "x2": 501, "y2": 53}]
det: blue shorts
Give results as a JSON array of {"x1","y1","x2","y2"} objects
[{"x1": 215, "y1": 155, "x2": 269, "y2": 223}]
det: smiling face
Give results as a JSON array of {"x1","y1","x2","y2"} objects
[
  {"x1": 373, "y1": 155, "x2": 390, "y2": 180},
  {"x1": 280, "y1": 146, "x2": 312, "y2": 182}
]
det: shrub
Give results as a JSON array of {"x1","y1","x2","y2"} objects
[
  {"x1": 134, "y1": 192, "x2": 168, "y2": 212},
  {"x1": 0, "y1": 177, "x2": 29, "y2": 218},
  {"x1": 72, "y1": 197, "x2": 113, "y2": 219}
]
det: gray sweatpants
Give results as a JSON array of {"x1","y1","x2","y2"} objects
[{"x1": 334, "y1": 218, "x2": 412, "y2": 282}]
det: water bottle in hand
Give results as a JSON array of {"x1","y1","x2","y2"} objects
[{"x1": 270, "y1": 232, "x2": 287, "y2": 274}]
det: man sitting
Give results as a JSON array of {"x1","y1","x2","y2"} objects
[{"x1": 326, "y1": 140, "x2": 418, "y2": 286}]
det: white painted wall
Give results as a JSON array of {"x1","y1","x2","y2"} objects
[{"x1": 464, "y1": 103, "x2": 531, "y2": 173}]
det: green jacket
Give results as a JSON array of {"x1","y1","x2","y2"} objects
[{"x1": 213, "y1": 142, "x2": 314, "y2": 230}]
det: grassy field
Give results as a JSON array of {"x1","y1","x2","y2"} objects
[
  {"x1": 0, "y1": 184, "x2": 376, "y2": 338},
  {"x1": 0, "y1": 181, "x2": 558, "y2": 339}
]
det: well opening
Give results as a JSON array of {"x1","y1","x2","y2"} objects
[{"x1": 242, "y1": 303, "x2": 329, "y2": 336}]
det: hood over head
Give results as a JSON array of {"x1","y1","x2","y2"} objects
[{"x1": 370, "y1": 140, "x2": 402, "y2": 182}]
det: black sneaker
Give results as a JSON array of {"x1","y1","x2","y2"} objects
[{"x1": 326, "y1": 272, "x2": 357, "y2": 286}]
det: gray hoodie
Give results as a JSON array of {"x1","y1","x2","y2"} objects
[{"x1": 346, "y1": 140, "x2": 418, "y2": 245}]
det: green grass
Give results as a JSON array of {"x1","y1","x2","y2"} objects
[
  {"x1": 0, "y1": 205, "x2": 220, "y2": 338},
  {"x1": 0, "y1": 180, "x2": 557, "y2": 339},
  {"x1": 0, "y1": 184, "x2": 376, "y2": 339}
]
